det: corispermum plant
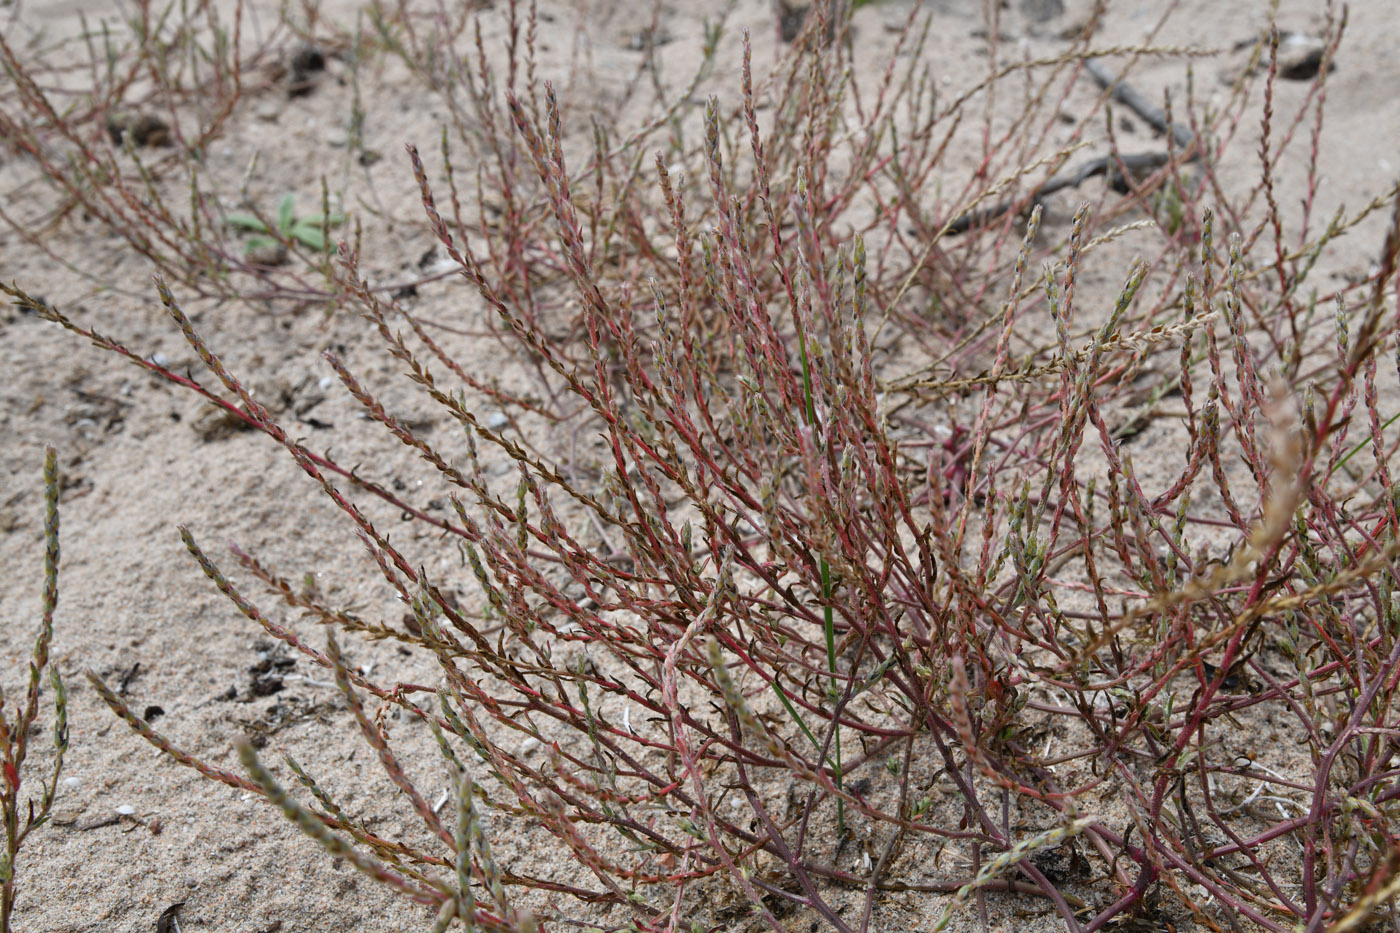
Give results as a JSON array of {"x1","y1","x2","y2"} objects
[
  {"x1": 8, "y1": 0, "x2": 1400, "y2": 930},
  {"x1": 0, "y1": 448, "x2": 69, "y2": 932}
]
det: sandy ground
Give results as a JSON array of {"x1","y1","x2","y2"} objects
[{"x1": 2, "y1": 0, "x2": 1399, "y2": 930}]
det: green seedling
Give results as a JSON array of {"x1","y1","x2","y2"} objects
[{"x1": 225, "y1": 194, "x2": 344, "y2": 254}]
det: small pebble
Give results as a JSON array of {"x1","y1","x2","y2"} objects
[
  {"x1": 485, "y1": 411, "x2": 510, "y2": 430},
  {"x1": 115, "y1": 804, "x2": 136, "y2": 816},
  {"x1": 1019, "y1": 0, "x2": 1063, "y2": 23},
  {"x1": 1278, "y1": 32, "x2": 1329, "y2": 81},
  {"x1": 245, "y1": 242, "x2": 290, "y2": 267},
  {"x1": 63, "y1": 777, "x2": 81, "y2": 789},
  {"x1": 289, "y1": 44, "x2": 326, "y2": 77},
  {"x1": 105, "y1": 113, "x2": 172, "y2": 147}
]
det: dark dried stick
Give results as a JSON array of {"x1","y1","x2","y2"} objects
[{"x1": 948, "y1": 59, "x2": 1200, "y2": 235}]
